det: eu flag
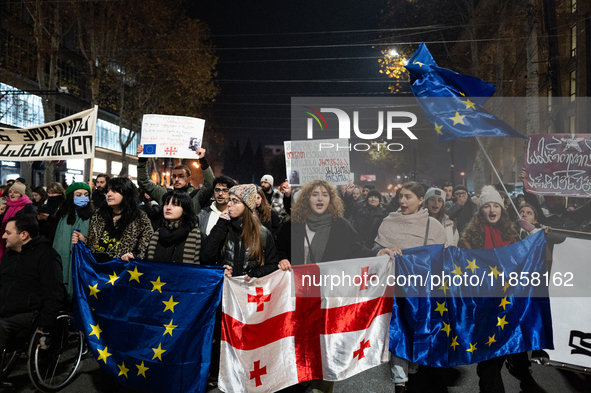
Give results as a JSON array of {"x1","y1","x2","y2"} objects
[
  {"x1": 72, "y1": 242, "x2": 224, "y2": 393},
  {"x1": 390, "y1": 231, "x2": 553, "y2": 367},
  {"x1": 404, "y1": 42, "x2": 527, "y2": 142}
]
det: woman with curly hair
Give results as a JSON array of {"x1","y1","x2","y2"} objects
[
  {"x1": 276, "y1": 180, "x2": 393, "y2": 271},
  {"x1": 458, "y1": 186, "x2": 542, "y2": 393},
  {"x1": 72, "y1": 177, "x2": 153, "y2": 261}
]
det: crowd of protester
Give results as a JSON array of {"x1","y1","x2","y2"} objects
[{"x1": 1, "y1": 145, "x2": 590, "y2": 393}]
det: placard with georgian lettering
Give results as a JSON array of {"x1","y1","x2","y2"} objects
[
  {"x1": 139, "y1": 114, "x2": 205, "y2": 159},
  {"x1": 284, "y1": 139, "x2": 351, "y2": 186},
  {"x1": 523, "y1": 134, "x2": 591, "y2": 197}
]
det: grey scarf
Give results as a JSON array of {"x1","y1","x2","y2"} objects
[{"x1": 306, "y1": 214, "x2": 333, "y2": 263}]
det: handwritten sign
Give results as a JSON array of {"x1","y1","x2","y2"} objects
[
  {"x1": 284, "y1": 139, "x2": 351, "y2": 186},
  {"x1": 139, "y1": 114, "x2": 205, "y2": 159},
  {"x1": 523, "y1": 133, "x2": 591, "y2": 197},
  {"x1": 0, "y1": 107, "x2": 97, "y2": 161}
]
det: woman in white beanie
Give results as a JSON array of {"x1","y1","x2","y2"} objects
[
  {"x1": 422, "y1": 187, "x2": 459, "y2": 246},
  {"x1": 373, "y1": 181, "x2": 447, "y2": 393},
  {"x1": 202, "y1": 183, "x2": 278, "y2": 279}
]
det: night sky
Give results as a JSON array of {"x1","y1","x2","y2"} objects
[{"x1": 188, "y1": 0, "x2": 467, "y2": 187}]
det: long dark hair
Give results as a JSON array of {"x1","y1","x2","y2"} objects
[
  {"x1": 160, "y1": 190, "x2": 197, "y2": 231},
  {"x1": 462, "y1": 205, "x2": 519, "y2": 246},
  {"x1": 255, "y1": 188, "x2": 271, "y2": 223},
  {"x1": 55, "y1": 191, "x2": 95, "y2": 225},
  {"x1": 99, "y1": 177, "x2": 141, "y2": 238},
  {"x1": 32, "y1": 186, "x2": 48, "y2": 210}
]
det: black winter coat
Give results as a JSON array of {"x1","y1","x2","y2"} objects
[
  {"x1": 279, "y1": 218, "x2": 377, "y2": 265},
  {"x1": 353, "y1": 204, "x2": 386, "y2": 248},
  {"x1": 202, "y1": 217, "x2": 278, "y2": 278},
  {"x1": 0, "y1": 236, "x2": 64, "y2": 328}
]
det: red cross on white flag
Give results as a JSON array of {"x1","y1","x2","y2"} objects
[{"x1": 219, "y1": 255, "x2": 393, "y2": 393}]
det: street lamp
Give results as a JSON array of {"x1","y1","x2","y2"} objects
[{"x1": 460, "y1": 172, "x2": 465, "y2": 186}]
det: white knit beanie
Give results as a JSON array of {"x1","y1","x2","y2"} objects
[
  {"x1": 260, "y1": 174, "x2": 274, "y2": 188},
  {"x1": 424, "y1": 187, "x2": 445, "y2": 202},
  {"x1": 478, "y1": 185, "x2": 504, "y2": 210}
]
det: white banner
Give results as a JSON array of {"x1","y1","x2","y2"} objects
[
  {"x1": 0, "y1": 106, "x2": 97, "y2": 161},
  {"x1": 138, "y1": 114, "x2": 205, "y2": 159},
  {"x1": 284, "y1": 138, "x2": 351, "y2": 186},
  {"x1": 545, "y1": 237, "x2": 591, "y2": 368}
]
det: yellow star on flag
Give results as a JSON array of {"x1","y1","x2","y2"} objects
[
  {"x1": 127, "y1": 266, "x2": 144, "y2": 283},
  {"x1": 462, "y1": 99, "x2": 476, "y2": 110},
  {"x1": 163, "y1": 320, "x2": 178, "y2": 337},
  {"x1": 441, "y1": 322, "x2": 451, "y2": 337},
  {"x1": 97, "y1": 346, "x2": 112, "y2": 364},
  {"x1": 136, "y1": 361, "x2": 149, "y2": 378},
  {"x1": 434, "y1": 123, "x2": 443, "y2": 135},
  {"x1": 497, "y1": 315, "x2": 509, "y2": 330},
  {"x1": 89, "y1": 323, "x2": 102, "y2": 340},
  {"x1": 486, "y1": 335, "x2": 497, "y2": 347},
  {"x1": 89, "y1": 283, "x2": 101, "y2": 299},
  {"x1": 466, "y1": 259, "x2": 479, "y2": 274},
  {"x1": 413, "y1": 61, "x2": 424, "y2": 67},
  {"x1": 163, "y1": 296, "x2": 179, "y2": 313},
  {"x1": 489, "y1": 265, "x2": 501, "y2": 279},
  {"x1": 152, "y1": 343, "x2": 167, "y2": 361},
  {"x1": 451, "y1": 264, "x2": 462, "y2": 276},
  {"x1": 439, "y1": 283, "x2": 450, "y2": 296},
  {"x1": 118, "y1": 362, "x2": 129, "y2": 378},
  {"x1": 467, "y1": 342, "x2": 477, "y2": 353},
  {"x1": 106, "y1": 271, "x2": 120, "y2": 286},
  {"x1": 449, "y1": 112, "x2": 466, "y2": 125},
  {"x1": 151, "y1": 276, "x2": 167, "y2": 293},
  {"x1": 434, "y1": 301, "x2": 448, "y2": 316},
  {"x1": 450, "y1": 336, "x2": 459, "y2": 351},
  {"x1": 503, "y1": 281, "x2": 511, "y2": 293},
  {"x1": 459, "y1": 91, "x2": 466, "y2": 96},
  {"x1": 499, "y1": 297, "x2": 511, "y2": 310}
]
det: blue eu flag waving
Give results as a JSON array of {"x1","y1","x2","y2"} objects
[
  {"x1": 405, "y1": 42, "x2": 527, "y2": 142},
  {"x1": 73, "y1": 242, "x2": 224, "y2": 393}
]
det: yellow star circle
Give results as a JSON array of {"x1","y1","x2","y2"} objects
[
  {"x1": 486, "y1": 335, "x2": 497, "y2": 347},
  {"x1": 136, "y1": 361, "x2": 149, "y2": 378},
  {"x1": 163, "y1": 296, "x2": 179, "y2": 313},
  {"x1": 441, "y1": 322, "x2": 451, "y2": 337},
  {"x1": 497, "y1": 315, "x2": 509, "y2": 330},
  {"x1": 163, "y1": 320, "x2": 178, "y2": 337},
  {"x1": 127, "y1": 266, "x2": 144, "y2": 283},
  {"x1": 434, "y1": 301, "x2": 448, "y2": 317},
  {"x1": 151, "y1": 276, "x2": 167, "y2": 293},
  {"x1": 449, "y1": 112, "x2": 466, "y2": 125},
  {"x1": 118, "y1": 362, "x2": 129, "y2": 378},
  {"x1": 450, "y1": 336, "x2": 459, "y2": 351},
  {"x1": 152, "y1": 343, "x2": 167, "y2": 361},
  {"x1": 499, "y1": 297, "x2": 511, "y2": 310},
  {"x1": 89, "y1": 283, "x2": 101, "y2": 299},
  {"x1": 89, "y1": 323, "x2": 102, "y2": 340},
  {"x1": 97, "y1": 346, "x2": 112, "y2": 364},
  {"x1": 467, "y1": 342, "x2": 477, "y2": 353},
  {"x1": 466, "y1": 259, "x2": 480, "y2": 274}
]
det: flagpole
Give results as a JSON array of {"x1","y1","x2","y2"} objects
[{"x1": 475, "y1": 136, "x2": 520, "y2": 217}]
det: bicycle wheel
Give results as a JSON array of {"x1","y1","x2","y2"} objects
[{"x1": 27, "y1": 314, "x2": 84, "y2": 392}]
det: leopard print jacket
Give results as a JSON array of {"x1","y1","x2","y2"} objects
[{"x1": 86, "y1": 210, "x2": 154, "y2": 259}]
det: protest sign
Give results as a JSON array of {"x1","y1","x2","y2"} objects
[
  {"x1": 284, "y1": 139, "x2": 351, "y2": 186},
  {"x1": 0, "y1": 106, "x2": 97, "y2": 161},
  {"x1": 523, "y1": 134, "x2": 591, "y2": 197},
  {"x1": 139, "y1": 115, "x2": 205, "y2": 159}
]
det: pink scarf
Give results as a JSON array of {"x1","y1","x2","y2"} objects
[{"x1": 0, "y1": 195, "x2": 32, "y2": 262}]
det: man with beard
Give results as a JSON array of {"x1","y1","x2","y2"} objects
[
  {"x1": 260, "y1": 174, "x2": 289, "y2": 221},
  {"x1": 521, "y1": 169, "x2": 591, "y2": 230},
  {"x1": 91, "y1": 173, "x2": 110, "y2": 209},
  {"x1": 196, "y1": 176, "x2": 237, "y2": 242},
  {"x1": 137, "y1": 145, "x2": 214, "y2": 214}
]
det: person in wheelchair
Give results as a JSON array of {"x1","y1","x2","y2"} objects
[{"x1": 0, "y1": 215, "x2": 64, "y2": 352}]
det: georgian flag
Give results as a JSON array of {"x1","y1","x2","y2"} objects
[{"x1": 219, "y1": 256, "x2": 393, "y2": 393}]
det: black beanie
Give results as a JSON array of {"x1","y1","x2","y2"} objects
[
  {"x1": 367, "y1": 189, "x2": 382, "y2": 200},
  {"x1": 453, "y1": 185, "x2": 468, "y2": 194}
]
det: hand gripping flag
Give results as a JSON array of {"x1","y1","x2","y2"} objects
[
  {"x1": 404, "y1": 42, "x2": 527, "y2": 142},
  {"x1": 390, "y1": 231, "x2": 553, "y2": 367},
  {"x1": 219, "y1": 255, "x2": 393, "y2": 393},
  {"x1": 72, "y1": 242, "x2": 225, "y2": 393}
]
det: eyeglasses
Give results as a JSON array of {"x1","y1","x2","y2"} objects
[
  {"x1": 228, "y1": 198, "x2": 242, "y2": 205},
  {"x1": 214, "y1": 188, "x2": 229, "y2": 194}
]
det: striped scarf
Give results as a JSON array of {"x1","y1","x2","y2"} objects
[{"x1": 147, "y1": 220, "x2": 201, "y2": 264}]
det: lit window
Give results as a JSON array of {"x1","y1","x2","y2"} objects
[
  {"x1": 572, "y1": 0, "x2": 577, "y2": 13},
  {"x1": 569, "y1": 116, "x2": 575, "y2": 133},
  {"x1": 93, "y1": 158, "x2": 107, "y2": 174},
  {"x1": 571, "y1": 25, "x2": 576, "y2": 57},
  {"x1": 547, "y1": 88, "x2": 552, "y2": 112},
  {"x1": 111, "y1": 161, "x2": 122, "y2": 176},
  {"x1": 128, "y1": 164, "x2": 137, "y2": 177},
  {"x1": 570, "y1": 71, "x2": 576, "y2": 102}
]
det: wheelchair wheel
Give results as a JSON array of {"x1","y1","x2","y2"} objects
[{"x1": 27, "y1": 314, "x2": 84, "y2": 392}]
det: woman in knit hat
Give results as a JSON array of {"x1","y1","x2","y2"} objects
[
  {"x1": 122, "y1": 190, "x2": 201, "y2": 265},
  {"x1": 353, "y1": 188, "x2": 386, "y2": 248},
  {"x1": 0, "y1": 182, "x2": 37, "y2": 260},
  {"x1": 202, "y1": 184, "x2": 278, "y2": 279},
  {"x1": 422, "y1": 187, "x2": 459, "y2": 246},
  {"x1": 373, "y1": 181, "x2": 447, "y2": 393},
  {"x1": 52, "y1": 182, "x2": 94, "y2": 299},
  {"x1": 458, "y1": 186, "x2": 543, "y2": 393}
]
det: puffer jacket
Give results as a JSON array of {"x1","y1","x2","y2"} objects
[{"x1": 202, "y1": 217, "x2": 278, "y2": 278}]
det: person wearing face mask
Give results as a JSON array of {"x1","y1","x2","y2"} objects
[
  {"x1": 122, "y1": 190, "x2": 201, "y2": 264},
  {"x1": 353, "y1": 189, "x2": 386, "y2": 248},
  {"x1": 373, "y1": 182, "x2": 447, "y2": 393},
  {"x1": 72, "y1": 177, "x2": 153, "y2": 261},
  {"x1": 422, "y1": 187, "x2": 459, "y2": 246},
  {"x1": 37, "y1": 182, "x2": 66, "y2": 226},
  {"x1": 52, "y1": 182, "x2": 94, "y2": 299},
  {"x1": 0, "y1": 182, "x2": 38, "y2": 261},
  {"x1": 458, "y1": 186, "x2": 543, "y2": 393}
]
